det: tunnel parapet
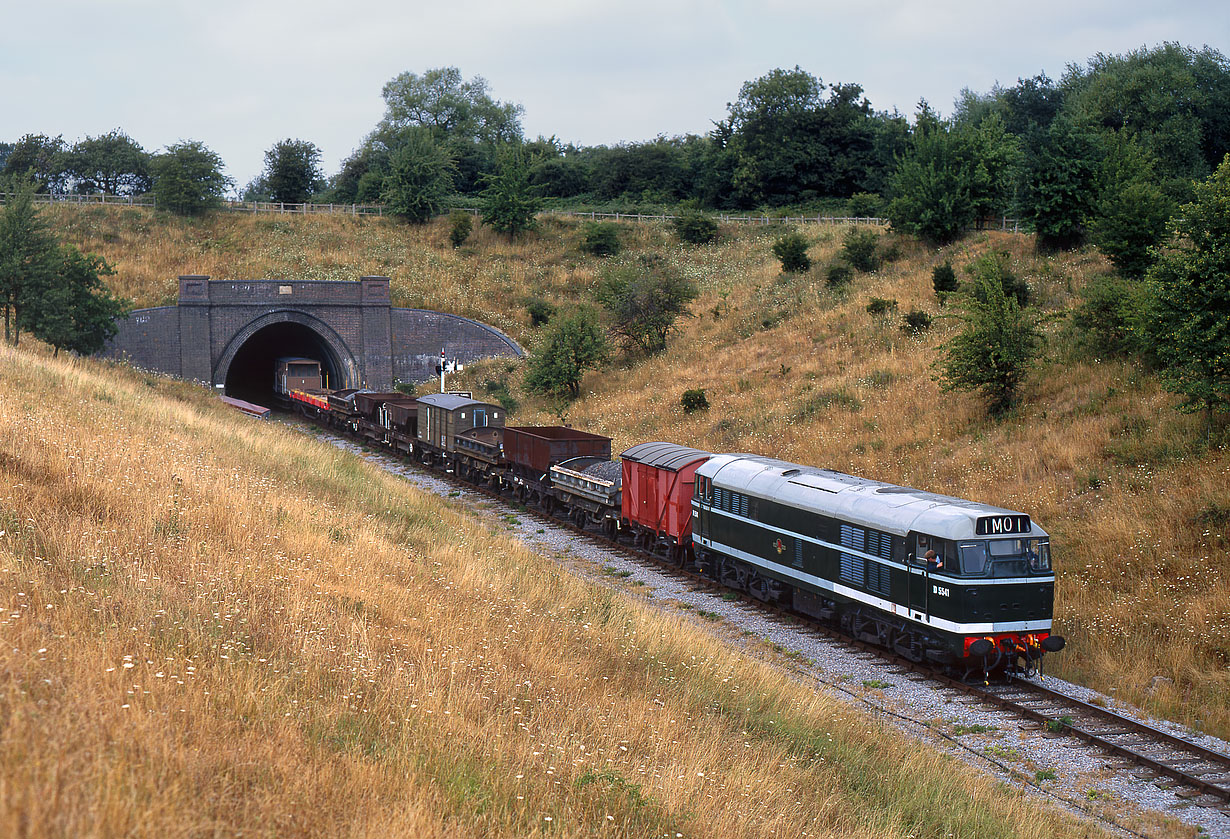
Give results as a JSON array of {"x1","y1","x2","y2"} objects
[{"x1": 101, "y1": 275, "x2": 523, "y2": 395}]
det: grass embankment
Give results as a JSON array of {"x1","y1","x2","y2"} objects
[
  {"x1": 0, "y1": 343, "x2": 1105, "y2": 836},
  {"x1": 47, "y1": 205, "x2": 1230, "y2": 738}
]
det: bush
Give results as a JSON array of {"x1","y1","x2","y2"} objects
[
  {"x1": 449, "y1": 211, "x2": 473, "y2": 248},
  {"x1": 526, "y1": 297, "x2": 556, "y2": 328},
  {"x1": 1072, "y1": 274, "x2": 1151, "y2": 358},
  {"x1": 524, "y1": 310, "x2": 609, "y2": 399},
  {"x1": 673, "y1": 210, "x2": 719, "y2": 245},
  {"x1": 841, "y1": 227, "x2": 881, "y2": 272},
  {"x1": 932, "y1": 261, "x2": 958, "y2": 294},
  {"x1": 935, "y1": 262, "x2": 1044, "y2": 415},
  {"x1": 580, "y1": 222, "x2": 621, "y2": 257},
  {"x1": 866, "y1": 297, "x2": 898, "y2": 316},
  {"x1": 846, "y1": 192, "x2": 884, "y2": 218},
  {"x1": 902, "y1": 309, "x2": 933, "y2": 333},
  {"x1": 825, "y1": 261, "x2": 853, "y2": 288},
  {"x1": 681, "y1": 388, "x2": 709, "y2": 413},
  {"x1": 482, "y1": 378, "x2": 520, "y2": 415},
  {"x1": 772, "y1": 232, "x2": 812, "y2": 273},
  {"x1": 966, "y1": 251, "x2": 1029, "y2": 306},
  {"x1": 595, "y1": 255, "x2": 697, "y2": 355}
]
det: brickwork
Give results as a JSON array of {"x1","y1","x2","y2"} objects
[{"x1": 102, "y1": 276, "x2": 523, "y2": 389}]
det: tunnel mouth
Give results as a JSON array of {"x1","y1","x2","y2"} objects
[{"x1": 223, "y1": 321, "x2": 344, "y2": 406}]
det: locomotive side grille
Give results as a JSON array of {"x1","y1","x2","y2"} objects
[{"x1": 839, "y1": 524, "x2": 866, "y2": 587}]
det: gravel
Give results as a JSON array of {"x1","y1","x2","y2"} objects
[{"x1": 311, "y1": 427, "x2": 1230, "y2": 839}]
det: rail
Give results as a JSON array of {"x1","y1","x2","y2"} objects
[{"x1": 295, "y1": 408, "x2": 1230, "y2": 810}]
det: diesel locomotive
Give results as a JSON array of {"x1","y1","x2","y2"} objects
[{"x1": 268, "y1": 358, "x2": 1064, "y2": 678}]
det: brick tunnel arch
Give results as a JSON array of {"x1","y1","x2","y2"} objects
[{"x1": 214, "y1": 311, "x2": 361, "y2": 404}]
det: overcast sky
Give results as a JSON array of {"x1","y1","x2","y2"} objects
[{"x1": 2, "y1": 1, "x2": 1226, "y2": 192}]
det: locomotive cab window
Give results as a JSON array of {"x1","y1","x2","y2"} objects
[
  {"x1": 912, "y1": 535, "x2": 955, "y2": 570},
  {"x1": 956, "y1": 538, "x2": 1051, "y2": 576}
]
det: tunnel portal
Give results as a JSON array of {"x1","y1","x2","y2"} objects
[
  {"x1": 101, "y1": 276, "x2": 524, "y2": 395},
  {"x1": 223, "y1": 321, "x2": 346, "y2": 405}
]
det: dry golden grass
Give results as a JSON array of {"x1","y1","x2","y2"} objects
[
  {"x1": 42, "y1": 204, "x2": 1230, "y2": 740},
  {"x1": 0, "y1": 342, "x2": 1114, "y2": 837}
]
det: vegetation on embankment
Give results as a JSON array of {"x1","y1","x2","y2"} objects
[
  {"x1": 0, "y1": 341, "x2": 1114, "y2": 837},
  {"x1": 43, "y1": 204, "x2": 1230, "y2": 741}
]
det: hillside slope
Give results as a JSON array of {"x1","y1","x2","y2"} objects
[
  {"x1": 48, "y1": 205, "x2": 1230, "y2": 739},
  {"x1": 0, "y1": 342, "x2": 1112, "y2": 837}
]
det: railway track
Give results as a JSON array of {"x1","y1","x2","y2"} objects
[{"x1": 307, "y1": 420, "x2": 1230, "y2": 814}]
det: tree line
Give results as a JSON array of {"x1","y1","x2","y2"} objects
[
  {"x1": 4, "y1": 42, "x2": 1228, "y2": 231},
  {"x1": 1, "y1": 43, "x2": 1226, "y2": 414}
]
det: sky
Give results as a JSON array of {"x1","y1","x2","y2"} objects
[{"x1": 2, "y1": 0, "x2": 1227, "y2": 193}]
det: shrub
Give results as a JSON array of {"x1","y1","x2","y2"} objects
[
  {"x1": 772, "y1": 232, "x2": 811, "y2": 273},
  {"x1": 673, "y1": 210, "x2": 719, "y2": 245},
  {"x1": 524, "y1": 309, "x2": 609, "y2": 399},
  {"x1": 866, "y1": 297, "x2": 898, "y2": 316},
  {"x1": 825, "y1": 261, "x2": 853, "y2": 288},
  {"x1": 902, "y1": 309, "x2": 933, "y2": 333},
  {"x1": 966, "y1": 251, "x2": 1029, "y2": 306},
  {"x1": 879, "y1": 237, "x2": 903, "y2": 264},
  {"x1": 594, "y1": 255, "x2": 697, "y2": 355},
  {"x1": 935, "y1": 263, "x2": 1045, "y2": 416},
  {"x1": 1072, "y1": 274, "x2": 1150, "y2": 358},
  {"x1": 482, "y1": 378, "x2": 520, "y2": 414},
  {"x1": 841, "y1": 227, "x2": 881, "y2": 272},
  {"x1": 580, "y1": 222, "x2": 621, "y2": 257},
  {"x1": 932, "y1": 261, "x2": 958, "y2": 294},
  {"x1": 448, "y1": 210, "x2": 473, "y2": 248},
  {"x1": 526, "y1": 297, "x2": 556, "y2": 328},
  {"x1": 846, "y1": 192, "x2": 884, "y2": 218},
  {"x1": 681, "y1": 388, "x2": 709, "y2": 413}
]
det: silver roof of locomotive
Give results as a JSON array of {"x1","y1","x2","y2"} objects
[{"x1": 697, "y1": 454, "x2": 1046, "y2": 541}]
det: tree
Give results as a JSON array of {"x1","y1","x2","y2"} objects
[
  {"x1": 1090, "y1": 135, "x2": 1174, "y2": 278},
  {"x1": 378, "y1": 67, "x2": 523, "y2": 145},
  {"x1": 1146, "y1": 156, "x2": 1230, "y2": 416},
  {"x1": 1016, "y1": 113, "x2": 1101, "y2": 250},
  {"x1": 480, "y1": 144, "x2": 541, "y2": 238},
  {"x1": 997, "y1": 73, "x2": 1065, "y2": 137},
  {"x1": 524, "y1": 309, "x2": 609, "y2": 399},
  {"x1": 381, "y1": 128, "x2": 456, "y2": 223},
  {"x1": 262, "y1": 139, "x2": 324, "y2": 204},
  {"x1": 61, "y1": 129, "x2": 151, "y2": 195},
  {"x1": 935, "y1": 253, "x2": 1045, "y2": 416},
  {"x1": 150, "y1": 141, "x2": 231, "y2": 216},
  {"x1": 723, "y1": 67, "x2": 897, "y2": 206},
  {"x1": 0, "y1": 185, "x2": 57, "y2": 343},
  {"x1": 594, "y1": 255, "x2": 697, "y2": 355},
  {"x1": 887, "y1": 106, "x2": 1018, "y2": 245},
  {"x1": 1, "y1": 134, "x2": 68, "y2": 193},
  {"x1": 1062, "y1": 43, "x2": 1230, "y2": 185},
  {"x1": 24, "y1": 245, "x2": 128, "y2": 355}
]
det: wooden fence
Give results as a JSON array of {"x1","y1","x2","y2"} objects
[
  {"x1": 0, "y1": 193, "x2": 383, "y2": 216},
  {"x1": 0, "y1": 192, "x2": 1020, "y2": 231}
]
